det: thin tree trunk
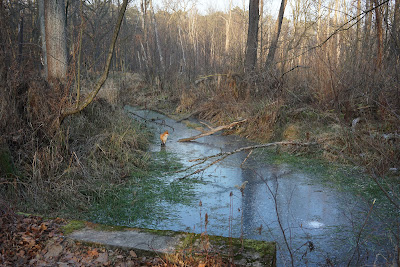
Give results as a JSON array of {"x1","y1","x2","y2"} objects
[
  {"x1": 150, "y1": 0, "x2": 164, "y2": 72},
  {"x1": 17, "y1": 10, "x2": 23, "y2": 65},
  {"x1": 363, "y1": 0, "x2": 373, "y2": 53},
  {"x1": 245, "y1": 0, "x2": 260, "y2": 71},
  {"x1": 317, "y1": 0, "x2": 322, "y2": 43},
  {"x1": 38, "y1": 0, "x2": 47, "y2": 78},
  {"x1": 265, "y1": 0, "x2": 287, "y2": 69},
  {"x1": 374, "y1": 0, "x2": 383, "y2": 69},
  {"x1": 178, "y1": 26, "x2": 186, "y2": 72},
  {"x1": 225, "y1": 0, "x2": 232, "y2": 54},
  {"x1": 392, "y1": 0, "x2": 400, "y2": 56},
  {"x1": 333, "y1": 0, "x2": 340, "y2": 64},
  {"x1": 355, "y1": 0, "x2": 361, "y2": 60}
]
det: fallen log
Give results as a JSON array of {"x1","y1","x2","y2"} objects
[{"x1": 178, "y1": 119, "x2": 247, "y2": 142}]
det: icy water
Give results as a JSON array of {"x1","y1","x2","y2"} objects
[{"x1": 91, "y1": 106, "x2": 391, "y2": 266}]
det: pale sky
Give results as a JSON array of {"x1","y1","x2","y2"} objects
[{"x1": 150, "y1": 0, "x2": 283, "y2": 16}]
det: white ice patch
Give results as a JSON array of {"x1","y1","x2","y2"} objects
[{"x1": 306, "y1": 221, "x2": 325, "y2": 229}]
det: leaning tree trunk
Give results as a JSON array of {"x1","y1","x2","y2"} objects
[
  {"x1": 265, "y1": 0, "x2": 287, "y2": 69},
  {"x1": 244, "y1": 0, "x2": 260, "y2": 72},
  {"x1": 58, "y1": 0, "x2": 128, "y2": 125},
  {"x1": 44, "y1": 0, "x2": 68, "y2": 80}
]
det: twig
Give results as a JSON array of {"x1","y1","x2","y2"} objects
[
  {"x1": 240, "y1": 150, "x2": 253, "y2": 168},
  {"x1": 178, "y1": 154, "x2": 230, "y2": 180}
]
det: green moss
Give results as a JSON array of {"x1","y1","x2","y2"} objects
[
  {"x1": 62, "y1": 220, "x2": 86, "y2": 235},
  {"x1": 183, "y1": 121, "x2": 203, "y2": 130},
  {"x1": 176, "y1": 233, "x2": 275, "y2": 266}
]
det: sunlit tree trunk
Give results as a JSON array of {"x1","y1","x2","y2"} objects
[
  {"x1": 225, "y1": 0, "x2": 232, "y2": 54},
  {"x1": 44, "y1": 0, "x2": 68, "y2": 80},
  {"x1": 245, "y1": 0, "x2": 260, "y2": 71}
]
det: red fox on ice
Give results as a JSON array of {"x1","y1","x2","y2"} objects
[{"x1": 160, "y1": 130, "x2": 169, "y2": 146}]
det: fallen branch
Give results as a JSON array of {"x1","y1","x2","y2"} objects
[
  {"x1": 177, "y1": 141, "x2": 318, "y2": 179},
  {"x1": 178, "y1": 119, "x2": 247, "y2": 142}
]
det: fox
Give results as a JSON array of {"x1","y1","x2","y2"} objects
[{"x1": 160, "y1": 130, "x2": 169, "y2": 146}]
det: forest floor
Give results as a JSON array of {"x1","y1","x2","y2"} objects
[{"x1": 0, "y1": 211, "x2": 166, "y2": 266}]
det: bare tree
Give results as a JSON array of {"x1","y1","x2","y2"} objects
[
  {"x1": 265, "y1": 0, "x2": 287, "y2": 69},
  {"x1": 59, "y1": 0, "x2": 128, "y2": 124}
]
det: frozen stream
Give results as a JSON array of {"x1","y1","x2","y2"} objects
[{"x1": 92, "y1": 106, "x2": 387, "y2": 266}]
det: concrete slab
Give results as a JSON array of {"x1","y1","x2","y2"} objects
[
  {"x1": 69, "y1": 228, "x2": 183, "y2": 253},
  {"x1": 67, "y1": 226, "x2": 276, "y2": 266}
]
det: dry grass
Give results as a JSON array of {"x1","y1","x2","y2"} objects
[{"x1": 1, "y1": 73, "x2": 152, "y2": 214}]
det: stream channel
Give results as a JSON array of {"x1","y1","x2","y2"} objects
[{"x1": 89, "y1": 106, "x2": 391, "y2": 266}]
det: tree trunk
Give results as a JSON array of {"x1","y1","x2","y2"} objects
[
  {"x1": 38, "y1": 0, "x2": 47, "y2": 78},
  {"x1": 392, "y1": 0, "x2": 400, "y2": 56},
  {"x1": 44, "y1": 0, "x2": 68, "y2": 80},
  {"x1": 225, "y1": 0, "x2": 232, "y2": 54},
  {"x1": 374, "y1": 0, "x2": 383, "y2": 69},
  {"x1": 245, "y1": 0, "x2": 260, "y2": 72},
  {"x1": 317, "y1": 0, "x2": 322, "y2": 43},
  {"x1": 259, "y1": 0, "x2": 263, "y2": 66},
  {"x1": 150, "y1": 0, "x2": 164, "y2": 73},
  {"x1": 363, "y1": 0, "x2": 373, "y2": 53},
  {"x1": 265, "y1": 0, "x2": 287, "y2": 69},
  {"x1": 355, "y1": 0, "x2": 361, "y2": 60},
  {"x1": 17, "y1": 10, "x2": 23, "y2": 65}
]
